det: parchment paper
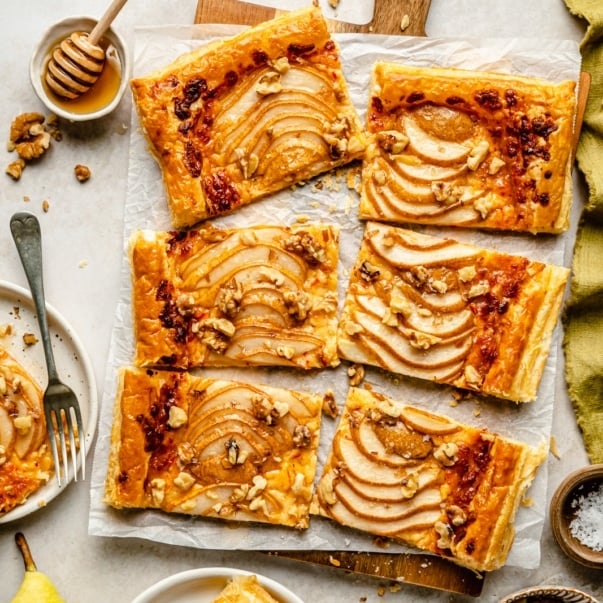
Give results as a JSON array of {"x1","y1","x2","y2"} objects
[{"x1": 88, "y1": 24, "x2": 581, "y2": 571}]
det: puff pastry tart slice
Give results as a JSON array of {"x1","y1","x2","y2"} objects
[
  {"x1": 213, "y1": 575, "x2": 279, "y2": 603},
  {"x1": 337, "y1": 222, "x2": 569, "y2": 402},
  {"x1": 312, "y1": 387, "x2": 547, "y2": 572},
  {"x1": 131, "y1": 6, "x2": 366, "y2": 228},
  {"x1": 0, "y1": 348, "x2": 52, "y2": 516},
  {"x1": 130, "y1": 223, "x2": 339, "y2": 370},
  {"x1": 360, "y1": 62, "x2": 577, "y2": 233},
  {"x1": 104, "y1": 367, "x2": 324, "y2": 529}
]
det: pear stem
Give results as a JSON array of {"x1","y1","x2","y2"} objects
[{"x1": 14, "y1": 532, "x2": 37, "y2": 572}]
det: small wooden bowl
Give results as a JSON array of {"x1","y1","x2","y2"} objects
[
  {"x1": 500, "y1": 584, "x2": 599, "y2": 603},
  {"x1": 550, "y1": 464, "x2": 603, "y2": 570}
]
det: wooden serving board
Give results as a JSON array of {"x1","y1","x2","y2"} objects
[{"x1": 195, "y1": 0, "x2": 432, "y2": 36}]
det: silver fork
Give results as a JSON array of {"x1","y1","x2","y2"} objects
[{"x1": 10, "y1": 212, "x2": 86, "y2": 487}]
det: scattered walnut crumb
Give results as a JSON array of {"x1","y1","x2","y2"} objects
[
  {"x1": 328, "y1": 555, "x2": 341, "y2": 567},
  {"x1": 6, "y1": 158, "x2": 25, "y2": 180},
  {"x1": 42, "y1": 200, "x2": 50, "y2": 213},
  {"x1": 23, "y1": 195, "x2": 30, "y2": 203},
  {"x1": 322, "y1": 389, "x2": 338, "y2": 418},
  {"x1": 521, "y1": 496, "x2": 534, "y2": 507},
  {"x1": 74, "y1": 164, "x2": 91, "y2": 182},
  {"x1": 78, "y1": 259, "x2": 89, "y2": 269},
  {"x1": 328, "y1": 0, "x2": 339, "y2": 8},
  {"x1": 549, "y1": 435, "x2": 561, "y2": 459},
  {"x1": 0, "y1": 323, "x2": 13, "y2": 337},
  {"x1": 389, "y1": 583, "x2": 402, "y2": 593},
  {"x1": 377, "y1": 585, "x2": 386, "y2": 597},
  {"x1": 22, "y1": 332, "x2": 38, "y2": 346},
  {"x1": 347, "y1": 363, "x2": 365, "y2": 387},
  {"x1": 400, "y1": 14, "x2": 410, "y2": 31}
]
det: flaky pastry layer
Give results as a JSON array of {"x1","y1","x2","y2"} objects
[
  {"x1": 360, "y1": 62, "x2": 576, "y2": 233},
  {"x1": 105, "y1": 367, "x2": 324, "y2": 529},
  {"x1": 337, "y1": 222, "x2": 569, "y2": 402},
  {"x1": 131, "y1": 6, "x2": 366, "y2": 228},
  {"x1": 312, "y1": 387, "x2": 547, "y2": 571},
  {"x1": 129, "y1": 223, "x2": 340, "y2": 370}
]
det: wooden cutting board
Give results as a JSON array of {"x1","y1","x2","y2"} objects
[{"x1": 195, "y1": 0, "x2": 432, "y2": 36}]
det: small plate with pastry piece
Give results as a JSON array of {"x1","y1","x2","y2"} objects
[
  {"x1": 131, "y1": 567, "x2": 303, "y2": 603},
  {"x1": 0, "y1": 280, "x2": 97, "y2": 523}
]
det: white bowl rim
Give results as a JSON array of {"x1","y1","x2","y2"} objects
[
  {"x1": 130, "y1": 567, "x2": 304, "y2": 603},
  {"x1": 29, "y1": 15, "x2": 130, "y2": 122}
]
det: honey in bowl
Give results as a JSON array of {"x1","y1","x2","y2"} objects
[{"x1": 41, "y1": 37, "x2": 122, "y2": 115}]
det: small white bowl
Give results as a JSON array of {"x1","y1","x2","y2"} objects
[
  {"x1": 130, "y1": 567, "x2": 304, "y2": 603},
  {"x1": 30, "y1": 16, "x2": 130, "y2": 122}
]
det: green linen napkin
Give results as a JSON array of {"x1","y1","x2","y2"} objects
[{"x1": 563, "y1": 0, "x2": 603, "y2": 463}]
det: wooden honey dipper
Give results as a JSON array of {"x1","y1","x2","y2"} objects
[{"x1": 45, "y1": 0, "x2": 128, "y2": 100}]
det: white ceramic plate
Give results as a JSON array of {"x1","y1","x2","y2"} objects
[
  {"x1": 131, "y1": 567, "x2": 304, "y2": 603},
  {"x1": 0, "y1": 280, "x2": 98, "y2": 524}
]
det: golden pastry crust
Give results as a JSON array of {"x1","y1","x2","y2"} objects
[
  {"x1": 104, "y1": 367, "x2": 323, "y2": 529},
  {"x1": 337, "y1": 222, "x2": 569, "y2": 402},
  {"x1": 131, "y1": 6, "x2": 366, "y2": 228},
  {"x1": 129, "y1": 223, "x2": 340, "y2": 370},
  {"x1": 360, "y1": 62, "x2": 576, "y2": 233},
  {"x1": 312, "y1": 387, "x2": 547, "y2": 572},
  {"x1": 213, "y1": 575, "x2": 279, "y2": 603},
  {"x1": 0, "y1": 348, "x2": 52, "y2": 515}
]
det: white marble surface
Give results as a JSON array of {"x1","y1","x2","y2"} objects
[{"x1": 0, "y1": 1, "x2": 601, "y2": 602}]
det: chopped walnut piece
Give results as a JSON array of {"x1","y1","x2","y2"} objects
[
  {"x1": 359, "y1": 260, "x2": 380, "y2": 282},
  {"x1": 434, "y1": 520, "x2": 453, "y2": 549},
  {"x1": 377, "y1": 130, "x2": 409, "y2": 154},
  {"x1": 322, "y1": 389, "x2": 338, "y2": 418},
  {"x1": 9, "y1": 112, "x2": 45, "y2": 149},
  {"x1": 216, "y1": 279, "x2": 243, "y2": 318},
  {"x1": 74, "y1": 164, "x2": 91, "y2": 182},
  {"x1": 6, "y1": 158, "x2": 25, "y2": 180},
  {"x1": 256, "y1": 71, "x2": 282, "y2": 96},
  {"x1": 347, "y1": 363, "x2": 365, "y2": 387},
  {"x1": 282, "y1": 232, "x2": 326, "y2": 265},
  {"x1": 292, "y1": 424, "x2": 312, "y2": 448},
  {"x1": 283, "y1": 289, "x2": 312, "y2": 321},
  {"x1": 434, "y1": 442, "x2": 459, "y2": 467},
  {"x1": 22, "y1": 332, "x2": 38, "y2": 346}
]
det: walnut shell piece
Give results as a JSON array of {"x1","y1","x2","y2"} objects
[{"x1": 74, "y1": 164, "x2": 92, "y2": 182}]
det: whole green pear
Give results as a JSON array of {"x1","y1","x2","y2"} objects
[{"x1": 11, "y1": 532, "x2": 67, "y2": 603}]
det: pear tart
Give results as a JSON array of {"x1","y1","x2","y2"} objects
[
  {"x1": 360, "y1": 62, "x2": 576, "y2": 233},
  {"x1": 337, "y1": 222, "x2": 569, "y2": 402},
  {"x1": 131, "y1": 6, "x2": 366, "y2": 228},
  {"x1": 129, "y1": 223, "x2": 339, "y2": 370},
  {"x1": 0, "y1": 348, "x2": 52, "y2": 515},
  {"x1": 312, "y1": 387, "x2": 546, "y2": 572},
  {"x1": 105, "y1": 367, "x2": 324, "y2": 529}
]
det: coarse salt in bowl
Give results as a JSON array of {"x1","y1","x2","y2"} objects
[{"x1": 550, "y1": 463, "x2": 603, "y2": 570}]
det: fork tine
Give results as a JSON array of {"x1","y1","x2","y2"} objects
[
  {"x1": 73, "y1": 404, "x2": 86, "y2": 481},
  {"x1": 65, "y1": 405, "x2": 86, "y2": 482},
  {"x1": 57, "y1": 409, "x2": 69, "y2": 486},
  {"x1": 45, "y1": 406, "x2": 63, "y2": 487}
]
